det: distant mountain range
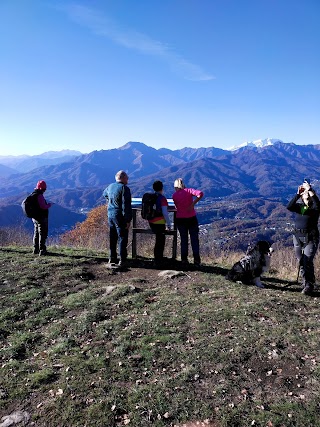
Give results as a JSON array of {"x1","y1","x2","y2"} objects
[
  {"x1": 0, "y1": 140, "x2": 319, "y2": 242},
  {"x1": 0, "y1": 150, "x2": 82, "y2": 174},
  {"x1": 228, "y1": 137, "x2": 284, "y2": 151},
  {"x1": 0, "y1": 139, "x2": 319, "y2": 200}
]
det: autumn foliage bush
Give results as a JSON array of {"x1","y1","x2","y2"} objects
[{"x1": 60, "y1": 205, "x2": 109, "y2": 250}]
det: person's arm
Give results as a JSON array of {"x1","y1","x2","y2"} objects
[
  {"x1": 161, "y1": 205, "x2": 172, "y2": 230},
  {"x1": 123, "y1": 186, "x2": 132, "y2": 225},
  {"x1": 286, "y1": 195, "x2": 300, "y2": 212},
  {"x1": 186, "y1": 188, "x2": 203, "y2": 211},
  {"x1": 102, "y1": 187, "x2": 109, "y2": 201},
  {"x1": 287, "y1": 186, "x2": 301, "y2": 212},
  {"x1": 309, "y1": 192, "x2": 320, "y2": 210},
  {"x1": 192, "y1": 191, "x2": 203, "y2": 208},
  {"x1": 38, "y1": 194, "x2": 51, "y2": 209}
]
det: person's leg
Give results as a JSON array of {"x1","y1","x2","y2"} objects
[
  {"x1": 150, "y1": 223, "x2": 166, "y2": 260},
  {"x1": 188, "y1": 216, "x2": 201, "y2": 264},
  {"x1": 118, "y1": 226, "x2": 129, "y2": 262},
  {"x1": 176, "y1": 220, "x2": 189, "y2": 261},
  {"x1": 32, "y1": 219, "x2": 40, "y2": 254},
  {"x1": 293, "y1": 235, "x2": 304, "y2": 285},
  {"x1": 109, "y1": 217, "x2": 118, "y2": 263},
  {"x1": 302, "y1": 240, "x2": 318, "y2": 294},
  {"x1": 39, "y1": 218, "x2": 48, "y2": 255},
  {"x1": 111, "y1": 214, "x2": 128, "y2": 263}
]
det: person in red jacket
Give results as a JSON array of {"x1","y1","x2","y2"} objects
[{"x1": 31, "y1": 180, "x2": 52, "y2": 256}]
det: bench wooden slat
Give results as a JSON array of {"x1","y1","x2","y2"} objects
[{"x1": 132, "y1": 228, "x2": 176, "y2": 235}]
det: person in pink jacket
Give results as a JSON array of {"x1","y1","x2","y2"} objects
[
  {"x1": 31, "y1": 180, "x2": 52, "y2": 256},
  {"x1": 172, "y1": 178, "x2": 203, "y2": 266}
]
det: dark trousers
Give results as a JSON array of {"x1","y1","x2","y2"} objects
[
  {"x1": 293, "y1": 234, "x2": 318, "y2": 288},
  {"x1": 109, "y1": 215, "x2": 128, "y2": 262},
  {"x1": 176, "y1": 216, "x2": 200, "y2": 263},
  {"x1": 149, "y1": 223, "x2": 166, "y2": 260},
  {"x1": 32, "y1": 217, "x2": 48, "y2": 252}
]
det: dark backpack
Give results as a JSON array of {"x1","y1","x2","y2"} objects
[
  {"x1": 21, "y1": 192, "x2": 40, "y2": 219},
  {"x1": 141, "y1": 193, "x2": 161, "y2": 220}
]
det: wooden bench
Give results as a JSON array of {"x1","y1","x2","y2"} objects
[{"x1": 131, "y1": 199, "x2": 177, "y2": 259}]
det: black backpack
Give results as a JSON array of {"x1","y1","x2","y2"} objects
[
  {"x1": 21, "y1": 192, "x2": 40, "y2": 219},
  {"x1": 141, "y1": 193, "x2": 161, "y2": 220}
]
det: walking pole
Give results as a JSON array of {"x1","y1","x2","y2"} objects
[{"x1": 296, "y1": 261, "x2": 300, "y2": 284}]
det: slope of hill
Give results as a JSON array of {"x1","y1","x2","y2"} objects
[
  {"x1": 0, "y1": 204, "x2": 86, "y2": 235},
  {"x1": 1, "y1": 246, "x2": 320, "y2": 427},
  {"x1": 0, "y1": 163, "x2": 17, "y2": 178}
]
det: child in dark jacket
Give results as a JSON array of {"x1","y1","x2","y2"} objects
[{"x1": 148, "y1": 180, "x2": 172, "y2": 265}]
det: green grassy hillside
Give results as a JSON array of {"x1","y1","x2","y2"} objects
[{"x1": 1, "y1": 247, "x2": 320, "y2": 427}]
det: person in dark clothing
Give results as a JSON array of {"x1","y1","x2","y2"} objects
[
  {"x1": 287, "y1": 179, "x2": 320, "y2": 295},
  {"x1": 103, "y1": 170, "x2": 132, "y2": 267},
  {"x1": 148, "y1": 180, "x2": 172, "y2": 266},
  {"x1": 32, "y1": 180, "x2": 52, "y2": 256}
]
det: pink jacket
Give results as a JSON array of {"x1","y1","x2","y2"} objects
[
  {"x1": 37, "y1": 193, "x2": 51, "y2": 210},
  {"x1": 172, "y1": 188, "x2": 203, "y2": 218}
]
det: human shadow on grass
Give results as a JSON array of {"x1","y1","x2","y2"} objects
[
  {"x1": 1, "y1": 247, "x2": 108, "y2": 263},
  {"x1": 45, "y1": 251, "x2": 108, "y2": 263},
  {"x1": 262, "y1": 276, "x2": 320, "y2": 297},
  {"x1": 129, "y1": 257, "x2": 228, "y2": 276}
]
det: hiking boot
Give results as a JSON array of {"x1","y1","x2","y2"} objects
[
  {"x1": 33, "y1": 249, "x2": 39, "y2": 255},
  {"x1": 39, "y1": 249, "x2": 48, "y2": 256},
  {"x1": 302, "y1": 285, "x2": 313, "y2": 296},
  {"x1": 255, "y1": 281, "x2": 265, "y2": 289},
  {"x1": 118, "y1": 259, "x2": 128, "y2": 268},
  {"x1": 253, "y1": 277, "x2": 265, "y2": 288}
]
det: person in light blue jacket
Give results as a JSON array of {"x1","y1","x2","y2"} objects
[{"x1": 103, "y1": 170, "x2": 132, "y2": 266}]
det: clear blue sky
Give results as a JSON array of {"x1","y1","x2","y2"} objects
[{"x1": 1, "y1": 0, "x2": 319, "y2": 155}]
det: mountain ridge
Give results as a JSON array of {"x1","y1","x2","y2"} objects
[
  {"x1": 1, "y1": 140, "x2": 320, "y2": 243},
  {"x1": 1, "y1": 141, "x2": 320, "y2": 202}
]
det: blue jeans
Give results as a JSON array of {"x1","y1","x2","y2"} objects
[
  {"x1": 293, "y1": 234, "x2": 319, "y2": 289},
  {"x1": 176, "y1": 216, "x2": 200, "y2": 263},
  {"x1": 108, "y1": 214, "x2": 128, "y2": 262}
]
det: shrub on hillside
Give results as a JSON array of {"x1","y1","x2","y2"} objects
[
  {"x1": 0, "y1": 226, "x2": 30, "y2": 246},
  {"x1": 61, "y1": 205, "x2": 108, "y2": 250}
]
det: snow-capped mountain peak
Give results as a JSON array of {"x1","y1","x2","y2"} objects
[{"x1": 228, "y1": 138, "x2": 283, "y2": 151}]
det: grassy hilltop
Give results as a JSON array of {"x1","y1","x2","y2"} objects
[{"x1": 1, "y1": 246, "x2": 320, "y2": 427}]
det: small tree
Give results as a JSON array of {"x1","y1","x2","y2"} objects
[{"x1": 61, "y1": 205, "x2": 108, "y2": 250}]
